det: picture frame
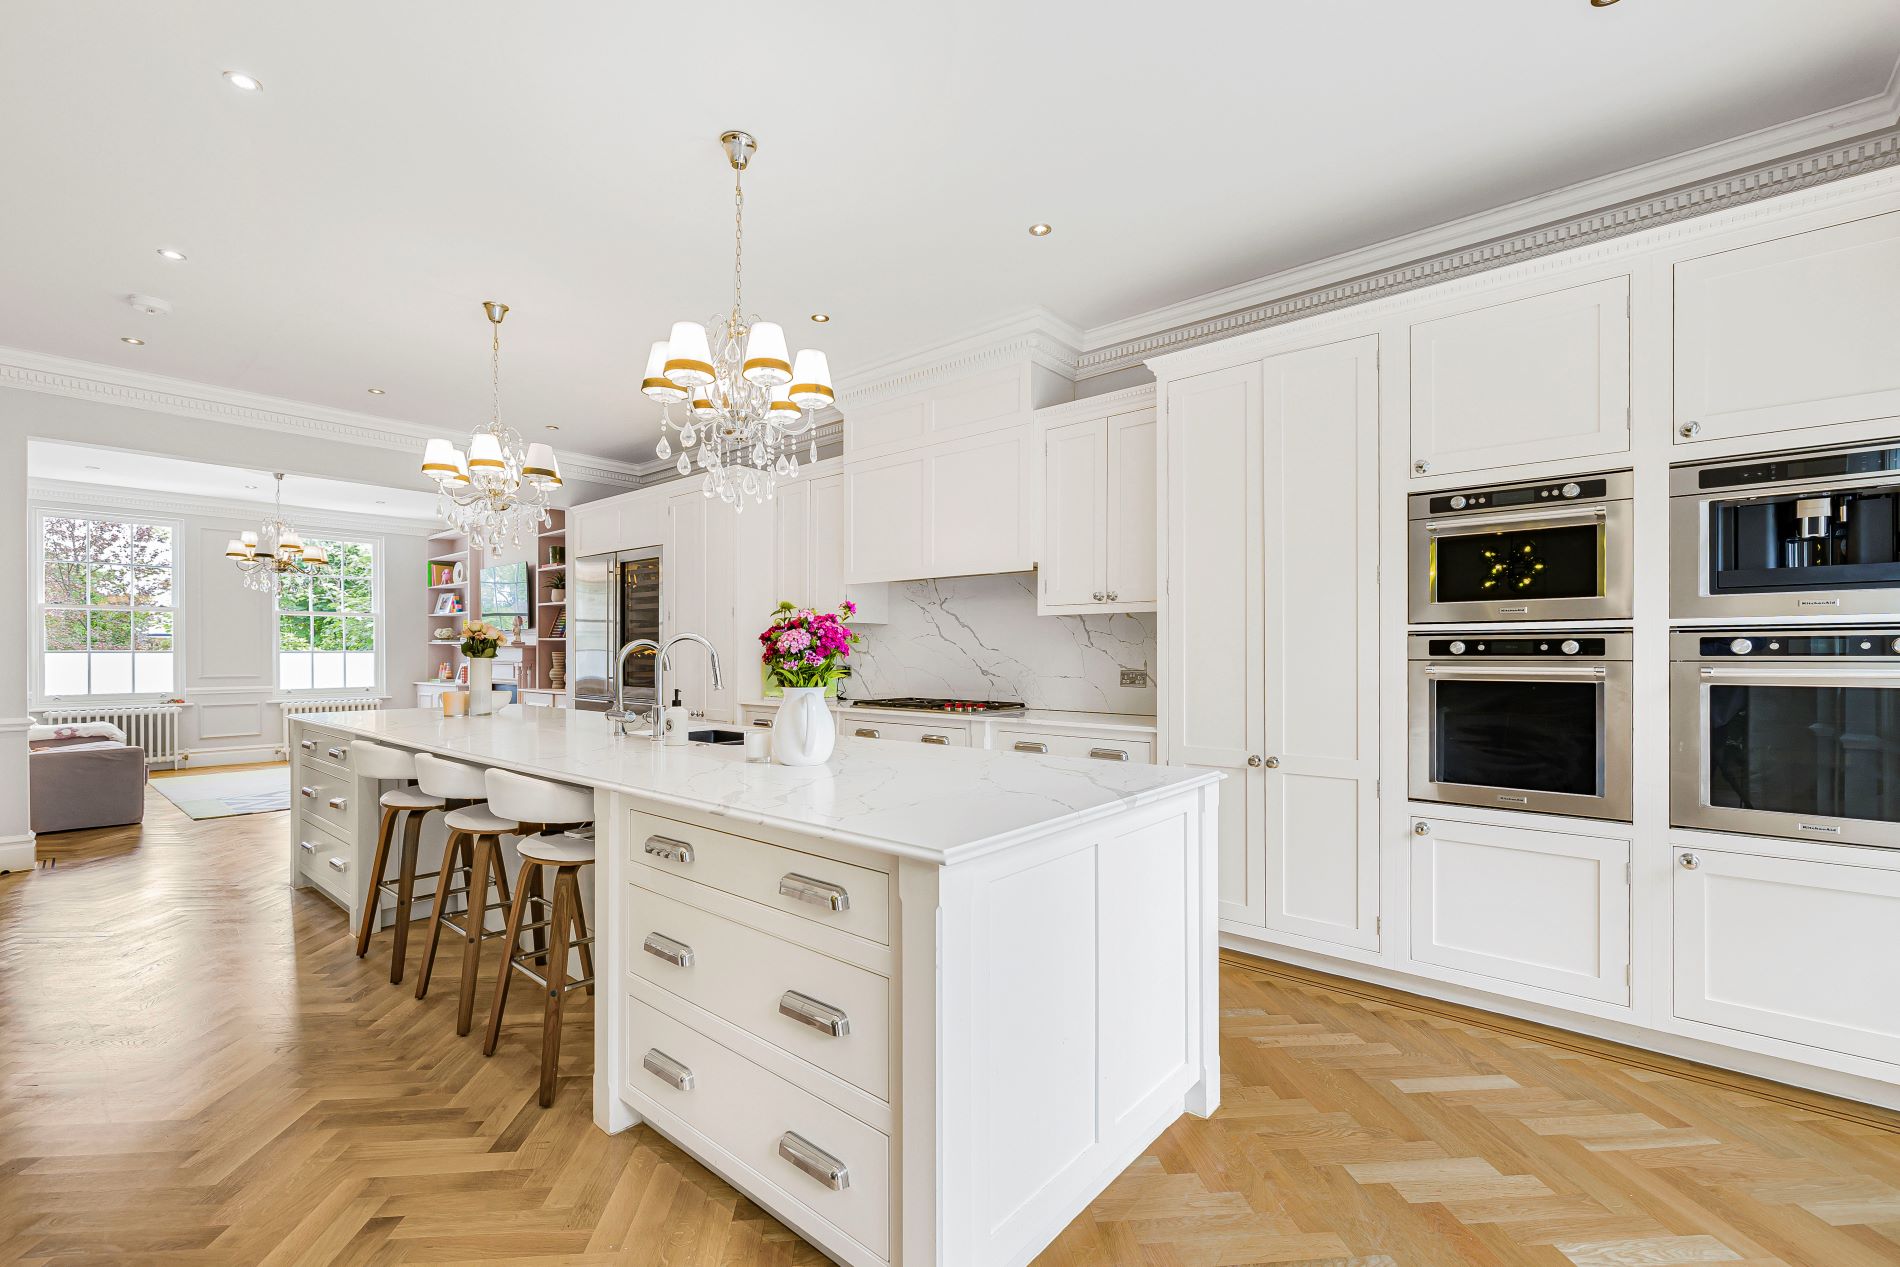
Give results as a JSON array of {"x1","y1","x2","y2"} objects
[{"x1": 433, "y1": 593, "x2": 459, "y2": 616}]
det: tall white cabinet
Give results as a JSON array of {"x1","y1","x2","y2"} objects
[
  {"x1": 1163, "y1": 336, "x2": 1380, "y2": 948},
  {"x1": 1037, "y1": 393, "x2": 1158, "y2": 614}
]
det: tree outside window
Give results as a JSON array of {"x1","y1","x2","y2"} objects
[
  {"x1": 39, "y1": 514, "x2": 176, "y2": 697},
  {"x1": 278, "y1": 539, "x2": 377, "y2": 691}
]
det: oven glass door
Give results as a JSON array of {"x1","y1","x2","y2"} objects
[
  {"x1": 1707, "y1": 679, "x2": 1900, "y2": 822},
  {"x1": 1413, "y1": 501, "x2": 1630, "y2": 622},
  {"x1": 1433, "y1": 675, "x2": 1602, "y2": 797}
]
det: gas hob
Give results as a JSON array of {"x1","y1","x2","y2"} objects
[{"x1": 844, "y1": 696, "x2": 1026, "y2": 715}]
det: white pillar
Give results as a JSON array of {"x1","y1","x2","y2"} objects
[{"x1": 0, "y1": 424, "x2": 33, "y2": 872}]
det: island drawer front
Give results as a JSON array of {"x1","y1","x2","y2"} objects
[
  {"x1": 296, "y1": 815, "x2": 354, "y2": 907},
  {"x1": 294, "y1": 768, "x2": 355, "y2": 835},
  {"x1": 995, "y1": 727, "x2": 1154, "y2": 764},
  {"x1": 628, "y1": 884, "x2": 891, "y2": 1101},
  {"x1": 623, "y1": 992, "x2": 890, "y2": 1260},
  {"x1": 627, "y1": 808, "x2": 891, "y2": 947},
  {"x1": 845, "y1": 718, "x2": 970, "y2": 747},
  {"x1": 293, "y1": 726, "x2": 355, "y2": 773}
]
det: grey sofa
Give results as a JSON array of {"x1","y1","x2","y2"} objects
[{"x1": 29, "y1": 736, "x2": 146, "y2": 833}]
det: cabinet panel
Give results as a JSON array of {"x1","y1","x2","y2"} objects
[
  {"x1": 772, "y1": 479, "x2": 814, "y2": 607},
  {"x1": 1674, "y1": 211, "x2": 1900, "y2": 444},
  {"x1": 1410, "y1": 276, "x2": 1630, "y2": 478},
  {"x1": 1042, "y1": 419, "x2": 1107, "y2": 607},
  {"x1": 664, "y1": 490, "x2": 735, "y2": 719},
  {"x1": 1673, "y1": 844, "x2": 1900, "y2": 1065},
  {"x1": 928, "y1": 430, "x2": 1032, "y2": 578},
  {"x1": 809, "y1": 475, "x2": 848, "y2": 614},
  {"x1": 1411, "y1": 818, "x2": 1630, "y2": 1004},
  {"x1": 1107, "y1": 410, "x2": 1158, "y2": 607},
  {"x1": 845, "y1": 453, "x2": 928, "y2": 583}
]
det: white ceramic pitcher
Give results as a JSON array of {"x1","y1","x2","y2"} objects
[{"x1": 771, "y1": 686, "x2": 836, "y2": 766}]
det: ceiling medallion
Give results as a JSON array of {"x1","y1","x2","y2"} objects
[
  {"x1": 225, "y1": 472, "x2": 328, "y2": 596},
  {"x1": 640, "y1": 130, "x2": 835, "y2": 511},
  {"x1": 419, "y1": 301, "x2": 563, "y2": 554}
]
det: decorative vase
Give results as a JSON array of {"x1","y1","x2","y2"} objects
[
  {"x1": 468, "y1": 657, "x2": 494, "y2": 716},
  {"x1": 771, "y1": 686, "x2": 835, "y2": 766},
  {"x1": 548, "y1": 651, "x2": 566, "y2": 690}
]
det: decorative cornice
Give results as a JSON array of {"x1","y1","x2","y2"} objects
[
  {"x1": 28, "y1": 477, "x2": 439, "y2": 537},
  {"x1": 1032, "y1": 383, "x2": 1156, "y2": 427},
  {"x1": 836, "y1": 307, "x2": 1083, "y2": 408},
  {"x1": 1089, "y1": 123, "x2": 1900, "y2": 378}
]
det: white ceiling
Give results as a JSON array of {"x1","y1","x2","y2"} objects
[
  {"x1": 3, "y1": 1, "x2": 1897, "y2": 464},
  {"x1": 28, "y1": 440, "x2": 441, "y2": 520}
]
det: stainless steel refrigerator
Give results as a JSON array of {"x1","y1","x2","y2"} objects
[{"x1": 570, "y1": 547, "x2": 662, "y2": 713}]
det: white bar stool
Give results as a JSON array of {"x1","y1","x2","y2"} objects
[
  {"x1": 410, "y1": 753, "x2": 525, "y2": 1036},
  {"x1": 479, "y1": 769, "x2": 596, "y2": 1106},
  {"x1": 349, "y1": 740, "x2": 449, "y2": 984}
]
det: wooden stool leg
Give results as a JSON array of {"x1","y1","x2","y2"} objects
[
  {"x1": 538, "y1": 865, "x2": 576, "y2": 1107},
  {"x1": 415, "y1": 830, "x2": 470, "y2": 1001},
  {"x1": 567, "y1": 867, "x2": 596, "y2": 996},
  {"x1": 389, "y1": 808, "x2": 428, "y2": 985},
  {"x1": 483, "y1": 862, "x2": 538, "y2": 1056},
  {"x1": 354, "y1": 806, "x2": 400, "y2": 959},
  {"x1": 456, "y1": 835, "x2": 499, "y2": 1036},
  {"x1": 526, "y1": 866, "x2": 548, "y2": 968}
]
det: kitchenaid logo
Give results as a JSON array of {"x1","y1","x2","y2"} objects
[
  {"x1": 1496, "y1": 794, "x2": 1530, "y2": 804},
  {"x1": 1797, "y1": 598, "x2": 1842, "y2": 608},
  {"x1": 1797, "y1": 822, "x2": 1842, "y2": 835},
  {"x1": 1499, "y1": 606, "x2": 1529, "y2": 614}
]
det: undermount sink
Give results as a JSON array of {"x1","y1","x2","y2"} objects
[{"x1": 689, "y1": 728, "x2": 746, "y2": 746}]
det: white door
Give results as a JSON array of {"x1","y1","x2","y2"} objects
[
  {"x1": 1409, "y1": 276, "x2": 1630, "y2": 478},
  {"x1": 1674, "y1": 211, "x2": 1900, "y2": 445},
  {"x1": 929, "y1": 429, "x2": 1034, "y2": 578},
  {"x1": 1260, "y1": 335, "x2": 1380, "y2": 949},
  {"x1": 773, "y1": 478, "x2": 814, "y2": 607},
  {"x1": 1165, "y1": 363, "x2": 1265, "y2": 926},
  {"x1": 1410, "y1": 817, "x2": 1630, "y2": 1004},
  {"x1": 809, "y1": 474, "x2": 848, "y2": 615},
  {"x1": 1042, "y1": 417, "x2": 1106, "y2": 608},
  {"x1": 845, "y1": 451, "x2": 929, "y2": 583},
  {"x1": 1673, "y1": 844, "x2": 1900, "y2": 1065},
  {"x1": 664, "y1": 489, "x2": 733, "y2": 718},
  {"x1": 1106, "y1": 408, "x2": 1158, "y2": 608}
]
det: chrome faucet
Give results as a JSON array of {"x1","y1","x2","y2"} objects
[
  {"x1": 652, "y1": 633, "x2": 723, "y2": 743},
  {"x1": 605, "y1": 638, "x2": 660, "y2": 737}
]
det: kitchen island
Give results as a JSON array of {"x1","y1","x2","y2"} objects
[{"x1": 287, "y1": 707, "x2": 1221, "y2": 1267}]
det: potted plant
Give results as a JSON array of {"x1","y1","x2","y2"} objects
[
  {"x1": 759, "y1": 600, "x2": 859, "y2": 765},
  {"x1": 461, "y1": 619, "x2": 509, "y2": 716}
]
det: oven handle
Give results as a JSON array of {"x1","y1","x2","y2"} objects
[
  {"x1": 1426, "y1": 504, "x2": 1609, "y2": 533},
  {"x1": 1696, "y1": 665, "x2": 1900, "y2": 684},
  {"x1": 1425, "y1": 664, "x2": 1607, "y2": 680}
]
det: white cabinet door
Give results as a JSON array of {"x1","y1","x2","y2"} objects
[
  {"x1": 1673, "y1": 844, "x2": 1900, "y2": 1065},
  {"x1": 845, "y1": 451, "x2": 929, "y2": 583},
  {"x1": 1166, "y1": 363, "x2": 1265, "y2": 926},
  {"x1": 772, "y1": 478, "x2": 814, "y2": 607},
  {"x1": 1261, "y1": 336, "x2": 1380, "y2": 949},
  {"x1": 1410, "y1": 276, "x2": 1630, "y2": 478},
  {"x1": 1106, "y1": 408, "x2": 1158, "y2": 608},
  {"x1": 809, "y1": 473, "x2": 848, "y2": 614},
  {"x1": 1410, "y1": 817, "x2": 1630, "y2": 1004},
  {"x1": 1674, "y1": 211, "x2": 1900, "y2": 445},
  {"x1": 929, "y1": 429, "x2": 1033, "y2": 578},
  {"x1": 664, "y1": 489, "x2": 736, "y2": 719},
  {"x1": 1041, "y1": 417, "x2": 1107, "y2": 608}
]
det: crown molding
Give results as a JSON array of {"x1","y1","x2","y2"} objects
[
  {"x1": 1033, "y1": 383, "x2": 1157, "y2": 427},
  {"x1": 28, "y1": 477, "x2": 439, "y2": 537},
  {"x1": 836, "y1": 307, "x2": 1083, "y2": 408},
  {"x1": 0, "y1": 346, "x2": 644, "y2": 490}
]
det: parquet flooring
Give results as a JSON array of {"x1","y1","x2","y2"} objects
[{"x1": 3, "y1": 776, "x2": 1899, "y2": 1265}]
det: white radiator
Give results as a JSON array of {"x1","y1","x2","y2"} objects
[
  {"x1": 38, "y1": 703, "x2": 183, "y2": 768},
  {"x1": 280, "y1": 696, "x2": 382, "y2": 751}
]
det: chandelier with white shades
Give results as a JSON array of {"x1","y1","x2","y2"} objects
[
  {"x1": 419, "y1": 301, "x2": 563, "y2": 555},
  {"x1": 224, "y1": 472, "x2": 328, "y2": 596},
  {"x1": 641, "y1": 130, "x2": 835, "y2": 511}
]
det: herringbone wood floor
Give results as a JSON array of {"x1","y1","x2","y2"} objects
[{"x1": 4, "y1": 776, "x2": 1899, "y2": 1265}]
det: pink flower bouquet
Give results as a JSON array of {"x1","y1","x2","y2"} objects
[{"x1": 759, "y1": 599, "x2": 859, "y2": 689}]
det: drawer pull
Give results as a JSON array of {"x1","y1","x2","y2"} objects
[
  {"x1": 1089, "y1": 747, "x2": 1130, "y2": 762},
  {"x1": 299, "y1": 739, "x2": 317, "y2": 751},
  {"x1": 779, "y1": 873, "x2": 850, "y2": 912},
  {"x1": 1013, "y1": 740, "x2": 1049, "y2": 754},
  {"x1": 299, "y1": 839, "x2": 317, "y2": 853},
  {"x1": 753, "y1": 718, "x2": 772, "y2": 728},
  {"x1": 778, "y1": 1131, "x2": 850, "y2": 1191},
  {"x1": 921, "y1": 733, "x2": 949, "y2": 745},
  {"x1": 643, "y1": 932, "x2": 695, "y2": 968},
  {"x1": 853, "y1": 727, "x2": 880, "y2": 739},
  {"x1": 779, "y1": 990, "x2": 851, "y2": 1037},
  {"x1": 327, "y1": 857, "x2": 348, "y2": 873},
  {"x1": 643, "y1": 834, "x2": 696, "y2": 865},
  {"x1": 299, "y1": 786, "x2": 318, "y2": 799},
  {"x1": 641, "y1": 1048, "x2": 695, "y2": 1091},
  {"x1": 326, "y1": 746, "x2": 347, "y2": 760},
  {"x1": 327, "y1": 796, "x2": 348, "y2": 810}
]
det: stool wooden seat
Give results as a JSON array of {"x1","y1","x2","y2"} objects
[
  {"x1": 479, "y1": 770, "x2": 596, "y2": 1107},
  {"x1": 350, "y1": 741, "x2": 449, "y2": 984}
]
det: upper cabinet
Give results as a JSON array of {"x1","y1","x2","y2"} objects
[
  {"x1": 1036, "y1": 391, "x2": 1157, "y2": 614},
  {"x1": 1674, "y1": 210, "x2": 1900, "y2": 446},
  {"x1": 1409, "y1": 276, "x2": 1630, "y2": 479},
  {"x1": 773, "y1": 468, "x2": 886, "y2": 622},
  {"x1": 846, "y1": 362, "x2": 1072, "y2": 459}
]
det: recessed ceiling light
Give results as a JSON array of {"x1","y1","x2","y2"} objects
[
  {"x1": 245, "y1": 484, "x2": 258, "y2": 491},
  {"x1": 810, "y1": 313, "x2": 831, "y2": 323},
  {"x1": 120, "y1": 336, "x2": 145, "y2": 345},
  {"x1": 545, "y1": 424, "x2": 560, "y2": 431},
  {"x1": 1590, "y1": 0, "x2": 1619, "y2": 5},
  {"x1": 1028, "y1": 223, "x2": 1053, "y2": 237},
  {"x1": 83, "y1": 465, "x2": 102, "y2": 472},
  {"x1": 374, "y1": 500, "x2": 387, "y2": 505},
  {"x1": 223, "y1": 70, "x2": 263, "y2": 92},
  {"x1": 156, "y1": 247, "x2": 187, "y2": 262},
  {"x1": 366, "y1": 387, "x2": 386, "y2": 395}
]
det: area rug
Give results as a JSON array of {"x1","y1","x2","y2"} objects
[{"x1": 151, "y1": 768, "x2": 292, "y2": 820}]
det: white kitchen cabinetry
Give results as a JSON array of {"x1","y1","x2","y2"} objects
[
  {"x1": 845, "y1": 362, "x2": 1072, "y2": 459},
  {"x1": 845, "y1": 427, "x2": 1036, "y2": 584},
  {"x1": 1409, "y1": 276, "x2": 1630, "y2": 479},
  {"x1": 772, "y1": 469, "x2": 887, "y2": 622},
  {"x1": 1674, "y1": 210, "x2": 1900, "y2": 445},
  {"x1": 664, "y1": 486, "x2": 737, "y2": 720},
  {"x1": 1164, "y1": 337, "x2": 1379, "y2": 946},
  {"x1": 1037, "y1": 395, "x2": 1157, "y2": 614},
  {"x1": 1673, "y1": 842, "x2": 1900, "y2": 1066},
  {"x1": 1409, "y1": 817, "x2": 1630, "y2": 1005}
]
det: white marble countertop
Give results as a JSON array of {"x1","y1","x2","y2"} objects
[
  {"x1": 299, "y1": 708, "x2": 1214, "y2": 865},
  {"x1": 739, "y1": 699, "x2": 1159, "y2": 735}
]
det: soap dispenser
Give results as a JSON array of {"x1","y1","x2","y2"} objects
[{"x1": 663, "y1": 688, "x2": 689, "y2": 747}]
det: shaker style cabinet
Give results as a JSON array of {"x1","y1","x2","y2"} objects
[
  {"x1": 1409, "y1": 276, "x2": 1630, "y2": 479},
  {"x1": 663, "y1": 486, "x2": 737, "y2": 720},
  {"x1": 1038, "y1": 404, "x2": 1157, "y2": 614},
  {"x1": 1165, "y1": 336, "x2": 1380, "y2": 948},
  {"x1": 844, "y1": 426, "x2": 1036, "y2": 584},
  {"x1": 1673, "y1": 210, "x2": 1900, "y2": 446}
]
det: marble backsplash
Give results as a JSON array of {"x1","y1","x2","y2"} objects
[{"x1": 844, "y1": 572, "x2": 1158, "y2": 716}]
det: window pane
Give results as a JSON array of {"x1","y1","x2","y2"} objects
[
  {"x1": 43, "y1": 517, "x2": 88, "y2": 562},
  {"x1": 133, "y1": 567, "x2": 172, "y2": 609},
  {"x1": 279, "y1": 652, "x2": 312, "y2": 692},
  {"x1": 135, "y1": 612, "x2": 173, "y2": 651},
  {"x1": 336, "y1": 541, "x2": 374, "y2": 575},
  {"x1": 343, "y1": 616, "x2": 374, "y2": 652},
  {"x1": 312, "y1": 614, "x2": 342, "y2": 650},
  {"x1": 88, "y1": 564, "x2": 132, "y2": 607},
  {"x1": 89, "y1": 610, "x2": 132, "y2": 650},
  {"x1": 44, "y1": 652, "x2": 88, "y2": 695},
  {"x1": 128, "y1": 524, "x2": 172, "y2": 567},
  {"x1": 278, "y1": 614, "x2": 311, "y2": 651},
  {"x1": 341, "y1": 577, "x2": 373, "y2": 613},
  {"x1": 312, "y1": 652, "x2": 345, "y2": 690},
  {"x1": 87, "y1": 520, "x2": 132, "y2": 564},
  {"x1": 278, "y1": 572, "x2": 312, "y2": 611},
  {"x1": 43, "y1": 561, "x2": 86, "y2": 605},
  {"x1": 90, "y1": 652, "x2": 133, "y2": 695},
  {"x1": 345, "y1": 652, "x2": 376, "y2": 689},
  {"x1": 311, "y1": 576, "x2": 342, "y2": 614},
  {"x1": 136, "y1": 652, "x2": 174, "y2": 695},
  {"x1": 44, "y1": 610, "x2": 86, "y2": 651}
]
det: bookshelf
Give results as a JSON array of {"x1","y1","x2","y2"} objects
[
  {"x1": 418, "y1": 514, "x2": 566, "y2": 705},
  {"x1": 525, "y1": 511, "x2": 567, "y2": 701},
  {"x1": 423, "y1": 529, "x2": 477, "y2": 686}
]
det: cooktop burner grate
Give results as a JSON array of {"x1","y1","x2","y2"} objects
[{"x1": 845, "y1": 696, "x2": 1026, "y2": 714}]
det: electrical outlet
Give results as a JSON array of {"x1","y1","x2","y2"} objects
[{"x1": 1119, "y1": 668, "x2": 1150, "y2": 687}]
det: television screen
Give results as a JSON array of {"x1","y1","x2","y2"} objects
[{"x1": 480, "y1": 561, "x2": 532, "y2": 623}]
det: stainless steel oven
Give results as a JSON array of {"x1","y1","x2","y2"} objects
[
  {"x1": 1410, "y1": 632, "x2": 1633, "y2": 822},
  {"x1": 1671, "y1": 629, "x2": 1900, "y2": 848},
  {"x1": 1409, "y1": 471, "x2": 1633, "y2": 623},
  {"x1": 1670, "y1": 440, "x2": 1900, "y2": 621}
]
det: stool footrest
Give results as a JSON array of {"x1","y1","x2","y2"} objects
[{"x1": 508, "y1": 963, "x2": 597, "y2": 994}]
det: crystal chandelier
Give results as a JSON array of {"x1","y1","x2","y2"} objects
[
  {"x1": 420, "y1": 301, "x2": 563, "y2": 554},
  {"x1": 640, "y1": 131, "x2": 836, "y2": 511},
  {"x1": 224, "y1": 472, "x2": 328, "y2": 596}
]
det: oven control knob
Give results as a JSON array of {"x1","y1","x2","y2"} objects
[
  {"x1": 1730, "y1": 638, "x2": 1754, "y2": 655},
  {"x1": 1560, "y1": 640, "x2": 1580, "y2": 655},
  {"x1": 1449, "y1": 495, "x2": 1467, "y2": 510},
  {"x1": 1449, "y1": 640, "x2": 1466, "y2": 655},
  {"x1": 1561, "y1": 482, "x2": 1580, "y2": 498}
]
